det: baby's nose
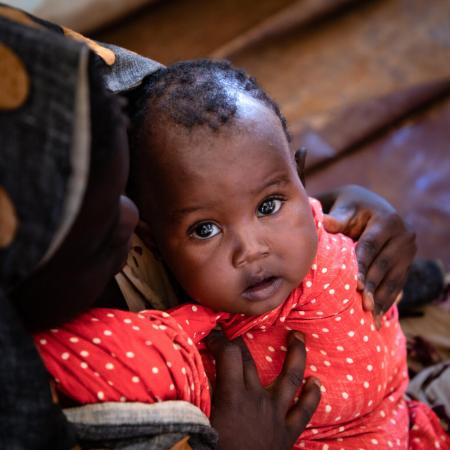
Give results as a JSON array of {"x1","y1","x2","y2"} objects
[{"x1": 231, "y1": 229, "x2": 270, "y2": 268}]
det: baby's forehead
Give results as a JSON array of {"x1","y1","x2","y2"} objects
[
  {"x1": 138, "y1": 94, "x2": 292, "y2": 199},
  {"x1": 137, "y1": 121, "x2": 296, "y2": 231},
  {"x1": 150, "y1": 124, "x2": 281, "y2": 177},
  {"x1": 148, "y1": 120, "x2": 227, "y2": 160},
  {"x1": 149, "y1": 93, "x2": 285, "y2": 152}
]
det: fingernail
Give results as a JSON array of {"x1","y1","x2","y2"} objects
[
  {"x1": 310, "y1": 377, "x2": 321, "y2": 388},
  {"x1": 293, "y1": 331, "x2": 305, "y2": 343},
  {"x1": 374, "y1": 315, "x2": 382, "y2": 330},
  {"x1": 364, "y1": 291, "x2": 374, "y2": 311},
  {"x1": 357, "y1": 273, "x2": 365, "y2": 291},
  {"x1": 374, "y1": 303, "x2": 382, "y2": 316},
  {"x1": 394, "y1": 292, "x2": 403, "y2": 305}
]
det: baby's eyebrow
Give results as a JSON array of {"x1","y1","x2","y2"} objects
[
  {"x1": 252, "y1": 174, "x2": 290, "y2": 195},
  {"x1": 169, "y1": 203, "x2": 214, "y2": 223},
  {"x1": 169, "y1": 175, "x2": 290, "y2": 222}
]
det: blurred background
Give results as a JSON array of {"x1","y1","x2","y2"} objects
[{"x1": 11, "y1": 0, "x2": 450, "y2": 271}]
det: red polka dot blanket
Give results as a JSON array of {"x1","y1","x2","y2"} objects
[{"x1": 34, "y1": 200, "x2": 449, "y2": 449}]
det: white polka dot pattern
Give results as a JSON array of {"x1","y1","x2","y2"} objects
[
  {"x1": 34, "y1": 308, "x2": 211, "y2": 417},
  {"x1": 33, "y1": 199, "x2": 449, "y2": 449}
]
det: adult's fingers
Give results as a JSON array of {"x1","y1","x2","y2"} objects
[
  {"x1": 324, "y1": 197, "x2": 372, "y2": 239},
  {"x1": 322, "y1": 213, "x2": 349, "y2": 234},
  {"x1": 365, "y1": 225, "x2": 415, "y2": 310},
  {"x1": 356, "y1": 212, "x2": 412, "y2": 295},
  {"x1": 232, "y1": 336, "x2": 261, "y2": 390},
  {"x1": 272, "y1": 331, "x2": 307, "y2": 411},
  {"x1": 362, "y1": 241, "x2": 396, "y2": 309},
  {"x1": 205, "y1": 331, "x2": 245, "y2": 398},
  {"x1": 322, "y1": 206, "x2": 357, "y2": 235},
  {"x1": 355, "y1": 219, "x2": 389, "y2": 293},
  {"x1": 373, "y1": 265, "x2": 409, "y2": 316},
  {"x1": 364, "y1": 233, "x2": 414, "y2": 313},
  {"x1": 286, "y1": 377, "x2": 321, "y2": 440}
]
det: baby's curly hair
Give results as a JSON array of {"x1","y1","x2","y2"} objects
[
  {"x1": 126, "y1": 59, "x2": 290, "y2": 204},
  {"x1": 127, "y1": 59, "x2": 290, "y2": 145}
]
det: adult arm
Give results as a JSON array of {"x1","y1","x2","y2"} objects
[
  {"x1": 316, "y1": 185, "x2": 416, "y2": 321},
  {"x1": 206, "y1": 331, "x2": 320, "y2": 450}
]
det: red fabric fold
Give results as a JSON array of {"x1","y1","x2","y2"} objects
[{"x1": 35, "y1": 308, "x2": 211, "y2": 415}]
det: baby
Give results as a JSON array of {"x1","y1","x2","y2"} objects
[{"x1": 35, "y1": 60, "x2": 449, "y2": 449}]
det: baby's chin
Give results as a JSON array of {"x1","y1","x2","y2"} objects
[
  {"x1": 241, "y1": 295, "x2": 287, "y2": 317},
  {"x1": 209, "y1": 284, "x2": 292, "y2": 317}
]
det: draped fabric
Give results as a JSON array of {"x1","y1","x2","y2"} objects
[
  {"x1": 0, "y1": 8, "x2": 91, "y2": 286},
  {"x1": 35, "y1": 307, "x2": 211, "y2": 416},
  {"x1": 0, "y1": 5, "x2": 216, "y2": 449},
  {"x1": 115, "y1": 233, "x2": 179, "y2": 312},
  {"x1": 36, "y1": 200, "x2": 450, "y2": 449},
  {"x1": 0, "y1": 6, "x2": 93, "y2": 447}
]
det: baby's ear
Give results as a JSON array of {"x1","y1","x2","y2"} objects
[
  {"x1": 294, "y1": 147, "x2": 307, "y2": 186},
  {"x1": 136, "y1": 220, "x2": 162, "y2": 260}
]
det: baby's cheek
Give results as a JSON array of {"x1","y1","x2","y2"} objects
[
  {"x1": 284, "y1": 224, "x2": 317, "y2": 284},
  {"x1": 281, "y1": 204, "x2": 318, "y2": 270},
  {"x1": 183, "y1": 260, "x2": 234, "y2": 308}
]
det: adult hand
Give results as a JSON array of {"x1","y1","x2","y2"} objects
[
  {"x1": 318, "y1": 185, "x2": 416, "y2": 325},
  {"x1": 206, "y1": 330, "x2": 321, "y2": 450}
]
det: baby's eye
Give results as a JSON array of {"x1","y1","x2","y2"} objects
[
  {"x1": 191, "y1": 222, "x2": 221, "y2": 240},
  {"x1": 257, "y1": 198, "x2": 283, "y2": 217}
]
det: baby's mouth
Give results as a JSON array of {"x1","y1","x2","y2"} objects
[{"x1": 242, "y1": 275, "x2": 282, "y2": 302}]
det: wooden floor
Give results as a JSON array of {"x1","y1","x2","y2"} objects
[{"x1": 95, "y1": 0, "x2": 450, "y2": 131}]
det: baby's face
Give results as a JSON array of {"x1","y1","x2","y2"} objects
[{"x1": 143, "y1": 95, "x2": 318, "y2": 315}]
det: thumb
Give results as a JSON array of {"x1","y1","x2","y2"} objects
[{"x1": 323, "y1": 206, "x2": 355, "y2": 233}]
